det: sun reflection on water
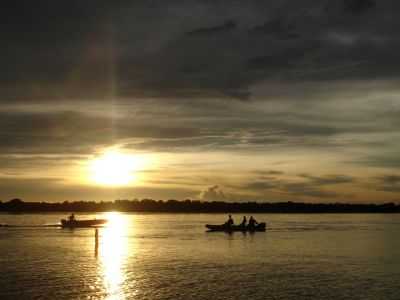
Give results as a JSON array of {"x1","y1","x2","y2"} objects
[{"x1": 99, "y1": 212, "x2": 131, "y2": 300}]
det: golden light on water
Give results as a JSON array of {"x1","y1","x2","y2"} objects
[
  {"x1": 99, "y1": 212, "x2": 130, "y2": 300},
  {"x1": 89, "y1": 150, "x2": 145, "y2": 186}
]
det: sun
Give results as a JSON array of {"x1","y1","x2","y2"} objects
[{"x1": 89, "y1": 150, "x2": 143, "y2": 186}]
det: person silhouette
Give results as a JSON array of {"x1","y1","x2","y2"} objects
[
  {"x1": 69, "y1": 213, "x2": 75, "y2": 222},
  {"x1": 226, "y1": 214, "x2": 234, "y2": 227},
  {"x1": 248, "y1": 216, "x2": 258, "y2": 229}
]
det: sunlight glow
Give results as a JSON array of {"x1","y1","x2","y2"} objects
[
  {"x1": 89, "y1": 150, "x2": 144, "y2": 186},
  {"x1": 100, "y1": 212, "x2": 130, "y2": 300}
]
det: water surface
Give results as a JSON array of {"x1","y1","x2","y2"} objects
[{"x1": 0, "y1": 213, "x2": 399, "y2": 299}]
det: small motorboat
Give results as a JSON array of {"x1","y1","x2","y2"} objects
[
  {"x1": 205, "y1": 222, "x2": 266, "y2": 232},
  {"x1": 60, "y1": 218, "x2": 107, "y2": 228}
]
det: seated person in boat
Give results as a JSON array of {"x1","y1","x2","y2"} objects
[
  {"x1": 225, "y1": 215, "x2": 234, "y2": 227},
  {"x1": 240, "y1": 216, "x2": 247, "y2": 227},
  {"x1": 248, "y1": 216, "x2": 258, "y2": 229}
]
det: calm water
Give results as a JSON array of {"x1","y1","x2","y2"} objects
[{"x1": 0, "y1": 213, "x2": 399, "y2": 300}]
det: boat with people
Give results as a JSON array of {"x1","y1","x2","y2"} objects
[
  {"x1": 60, "y1": 214, "x2": 107, "y2": 228},
  {"x1": 205, "y1": 215, "x2": 267, "y2": 232},
  {"x1": 205, "y1": 222, "x2": 266, "y2": 232}
]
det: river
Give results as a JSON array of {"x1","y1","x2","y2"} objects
[{"x1": 0, "y1": 213, "x2": 399, "y2": 299}]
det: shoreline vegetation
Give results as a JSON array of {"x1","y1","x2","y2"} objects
[{"x1": 0, "y1": 198, "x2": 399, "y2": 213}]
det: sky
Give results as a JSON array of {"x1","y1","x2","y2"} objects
[{"x1": 1, "y1": 0, "x2": 400, "y2": 203}]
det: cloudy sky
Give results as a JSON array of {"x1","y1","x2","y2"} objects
[{"x1": 1, "y1": 0, "x2": 400, "y2": 202}]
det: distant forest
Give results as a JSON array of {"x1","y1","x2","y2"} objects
[{"x1": 0, "y1": 198, "x2": 399, "y2": 213}]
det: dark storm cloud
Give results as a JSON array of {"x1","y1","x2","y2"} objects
[
  {"x1": 0, "y1": 111, "x2": 113, "y2": 154},
  {"x1": 1, "y1": 85, "x2": 397, "y2": 156},
  {"x1": 186, "y1": 20, "x2": 237, "y2": 36},
  {"x1": 249, "y1": 18, "x2": 299, "y2": 40},
  {"x1": 0, "y1": 97, "x2": 383, "y2": 156},
  {"x1": 132, "y1": 95, "x2": 390, "y2": 150},
  {"x1": 0, "y1": 110, "x2": 202, "y2": 154},
  {"x1": 1, "y1": 0, "x2": 398, "y2": 102},
  {"x1": 123, "y1": 114, "x2": 385, "y2": 152},
  {"x1": 345, "y1": 0, "x2": 376, "y2": 14},
  {"x1": 246, "y1": 43, "x2": 316, "y2": 71}
]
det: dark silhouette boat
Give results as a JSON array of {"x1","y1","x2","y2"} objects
[
  {"x1": 60, "y1": 218, "x2": 107, "y2": 228},
  {"x1": 205, "y1": 222, "x2": 267, "y2": 232}
]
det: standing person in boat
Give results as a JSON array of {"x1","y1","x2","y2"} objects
[
  {"x1": 69, "y1": 213, "x2": 76, "y2": 222},
  {"x1": 248, "y1": 216, "x2": 258, "y2": 229}
]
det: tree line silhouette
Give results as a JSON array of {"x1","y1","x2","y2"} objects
[{"x1": 0, "y1": 198, "x2": 399, "y2": 213}]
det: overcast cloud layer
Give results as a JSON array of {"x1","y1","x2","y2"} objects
[{"x1": 1, "y1": 0, "x2": 400, "y2": 202}]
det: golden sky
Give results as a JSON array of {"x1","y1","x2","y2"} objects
[{"x1": 1, "y1": 1, "x2": 400, "y2": 202}]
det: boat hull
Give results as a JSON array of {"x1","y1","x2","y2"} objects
[
  {"x1": 61, "y1": 219, "x2": 107, "y2": 228},
  {"x1": 206, "y1": 222, "x2": 266, "y2": 232}
]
